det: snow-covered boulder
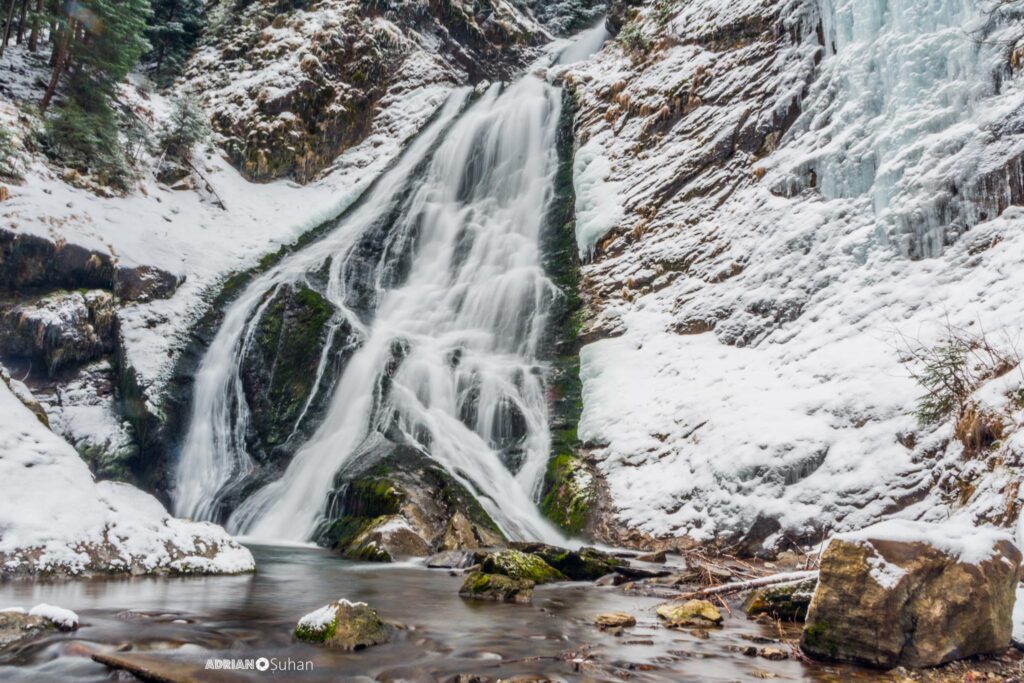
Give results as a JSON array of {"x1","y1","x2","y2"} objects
[
  {"x1": 294, "y1": 599, "x2": 391, "y2": 650},
  {"x1": 0, "y1": 379, "x2": 254, "y2": 577},
  {"x1": 801, "y1": 520, "x2": 1022, "y2": 668}
]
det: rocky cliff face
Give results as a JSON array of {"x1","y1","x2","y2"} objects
[
  {"x1": 561, "y1": 0, "x2": 1024, "y2": 552},
  {"x1": 185, "y1": 0, "x2": 577, "y2": 183}
]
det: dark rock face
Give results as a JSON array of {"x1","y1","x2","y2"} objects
[
  {"x1": 801, "y1": 524, "x2": 1022, "y2": 668},
  {"x1": 0, "y1": 229, "x2": 180, "y2": 303},
  {"x1": 315, "y1": 434, "x2": 505, "y2": 561},
  {"x1": 0, "y1": 290, "x2": 116, "y2": 376},
  {"x1": 240, "y1": 283, "x2": 354, "y2": 461}
]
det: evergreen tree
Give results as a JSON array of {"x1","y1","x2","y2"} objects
[
  {"x1": 160, "y1": 94, "x2": 208, "y2": 160},
  {"x1": 145, "y1": 0, "x2": 203, "y2": 82},
  {"x1": 42, "y1": 0, "x2": 151, "y2": 186}
]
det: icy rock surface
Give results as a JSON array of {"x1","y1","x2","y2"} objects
[{"x1": 563, "y1": 0, "x2": 1024, "y2": 548}]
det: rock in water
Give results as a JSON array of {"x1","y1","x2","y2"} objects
[
  {"x1": 595, "y1": 612, "x2": 637, "y2": 630},
  {"x1": 801, "y1": 520, "x2": 1022, "y2": 668},
  {"x1": 294, "y1": 600, "x2": 392, "y2": 650},
  {"x1": 459, "y1": 573, "x2": 535, "y2": 603},
  {"x1": 508, "y1": 542, "x2": 627, "y2": 581},
  {"x1": 743, "y1": 578, "x2": 817, "y2": 622},
  {"x1": 655, "y1": 600, "x2": 723, "y2": 628},
  {"x1": 481, "y1": 550, "x2": 566, "y2": 584}
]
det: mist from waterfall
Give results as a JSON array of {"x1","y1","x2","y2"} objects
[{"x1": 174, "y1": 71, "x2": 576, "y2": 545}]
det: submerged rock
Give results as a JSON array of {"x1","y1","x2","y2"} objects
[
  {"x1": 509, "y1": 542, "x2": 626, "y2": 581},
  {"x1": 426, "y1": 550, "x2": 481, "y2": 569},
  {"x1": 0, "y1": 612, "x2": 54, "y2": 649},
  {"x1": 295, "y1": 600, "x2": 392, "y2": 650},
  {"x1": 458, "y1": 573, "x2": 535, "y2": 604},
  {"x1": 481, "y1": 549, "x2": 566, "y2": 584},
  {"x1": 595, "y1": 612, "x2": 637, "y2": 630},
  {"x1": 655, "y1": 600, "x2": 724, "y2": 629},
  {"x1": 743, "y1": 578, "x2": 816, "y2": 622},
  {"x1": 800, "y1": 520, "x2": 1022, "y2": 668}
]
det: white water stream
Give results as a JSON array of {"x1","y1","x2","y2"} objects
[{"x1": 173, "y1": 25, "x2": 610, "y2": 543}]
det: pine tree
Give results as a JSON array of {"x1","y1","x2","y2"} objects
[
  {"x1": 43, "y1": 0, "x2": 152, "y2": 186},
  {"x1": 160, "y1": 94, "x2": 208, "y2": 160},
  {"x1": 145, "y1": 0, "x2": 203, "y2": 82}
]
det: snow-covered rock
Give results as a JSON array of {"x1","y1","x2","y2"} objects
[
  {"x1": 802, "y1": 520, "x2": 1022, "y2": 667},
  {"x1": 0, "y1": 379, "x2": 254, "y2": 577},
  {"x1": 563, "y1": 0, "x2": 1024, "y2": 549}
]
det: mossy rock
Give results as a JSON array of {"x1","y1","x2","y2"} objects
[
  {"x1": 481, "y1": 549, "x2": 565, "y2": 584},
  {"x1": 294, "y1": 601, "x2": 391, "y2": 650},
  {"x1": 743, "y1": 578, "x2": 816, "y2": 622},
  {"x1": 539, "y1": 452, "x2": 595, "y2": 535},
  {"x1": 656, "y1": 599, "x2": 724, "y2": 628},
  {"x1": 240, "y1": 283, "x2": 344, "y2": 456},
  {"x1": 510, "y1": 542, "x2": 626, "y2": 581},
  {"x1": 459, "y1": 573, "x2": 535, "y2": 603}
]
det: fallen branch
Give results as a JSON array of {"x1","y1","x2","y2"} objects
[{"x1": 675, "y1": 570, "x2": 819, "y2": 601}]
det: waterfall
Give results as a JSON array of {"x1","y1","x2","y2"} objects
[{"x1": 174, "y1": 63, "x2": 585, "y2": 544}]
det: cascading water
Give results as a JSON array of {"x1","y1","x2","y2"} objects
[{"x1": 172, "y1": 30, "x2": 605, "y2": 544}]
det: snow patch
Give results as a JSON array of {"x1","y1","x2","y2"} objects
[{"x1": 27, "y1": 604, "x2": 78, "y2": 630}]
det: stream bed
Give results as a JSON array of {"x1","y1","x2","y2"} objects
[{"x1": 0, "y1": 543, "x2": 917, "y2": 682}]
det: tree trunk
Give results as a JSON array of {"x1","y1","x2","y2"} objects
[
  {"x1": 1, "y1": 0, "x2": 18, "y2": 55},
  {"x1": 40, "y1": 17, "x2": 72, "y2": 111},
  {"x1": 15, "y1": 0, "x2": 27, "y2": 44},
  {"x1": 27, "y1": 0, "x2": 40, "y2": 51}
]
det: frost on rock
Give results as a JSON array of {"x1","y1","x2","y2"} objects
[
  {"x1": 0, "y1": 380, "x2": 254, "y2": 577},
  {"x1": 564, "y1": 0, "x2": 1024, "y2": 550}
]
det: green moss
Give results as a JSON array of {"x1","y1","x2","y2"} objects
[
  {"x1": 802, "y1": 620, "x2": 839, "y2": 658},
  {"x1": 537, "y1": 89, "x2": 595, "y2": 536},
  {"x1": 458, "y1": 572, "x2": 535, "y2": 603},
  {"x1": 481, "y1": 550, "x2": 566, "y2": 584},
  {"x1": 295, "y1": 616, "x2": 337, "y2": 643}
]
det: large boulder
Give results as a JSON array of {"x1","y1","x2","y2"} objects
[
  {"x1": 509, "y1": 542, "x2": 627, "y2": 581},
  {"x1": 481, "y1": 549, "x2": 566, "y2": 584},
  {"x1": 459, "y1": 573, "x2": 535, "y2": 604},
  {"x1": 801, "y1": 520, "x2": 1022, "y2": 668}
]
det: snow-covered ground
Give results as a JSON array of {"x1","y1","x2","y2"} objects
[
  {"x1": 0, "y1": 377, "x2": 254, "y2": 576},
  {"x1": 566, "y1": 0, "x2": 1024, "y2": 547}
]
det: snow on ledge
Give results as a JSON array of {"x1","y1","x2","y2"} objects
[{"x1": 837, "y1": 519, "x2": 1018, "y2": 566}]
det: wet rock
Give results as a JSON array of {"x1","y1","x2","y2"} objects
[
  {"x1": 295, "y1": 600, "x2": 392, "y2": 650},
  {"x1": 426, "y1": 550, "x2": 481, "y2": 569},
  {"x1": 742, "y1": 578, "x2": 816, "y2": 622},
  {"x1": 614, "y1": 564, "x2": 672, "y2": 580},
  {"x1": 240, "y1": 283, "x2": 349, "y2": 458},
  {"x1": 0, "y1": 290, "x2": 115, "y2": 375},
  {"x1": 509, "y1": 542, "x2": 627, "y2": 581},
  {"x1": 458, "y1": 572, "x2": 535, "y2": 603},
  {"x1": 595, "y1": 612, "x2": 637, "y2": 630},
  {"x1": 481, "y1": 549, "x2": 565, "y2": 584},
  {"x1": 345, "y1": 515, "x2": 431, "y2": 562},
  {"x1": 655, "y1": 599, "x2": 724, "y2": 629},
  {"x1": 317, "y1": 436, "x2": 506, "y2": 560},
  {"x1": 800, "y1": 521, "x2": 1022, "y2": 668},
  {"x1": 539, "y1": 452, "x2": 596, "y2": 535},
  {"x1": 0, "y1": 611, "x2": 55, "y2": 648},
  {"x1": 758, "y1": 646, "x2": 788, "y2": 660},
  {"x1": 637, "y1": 550, "x2": 667, "y2": 563}
]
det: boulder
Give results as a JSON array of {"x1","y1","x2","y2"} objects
[
  {"x1": 655, "y1": 599, "x2": 723, "y2": 628},
  {"x1": 509, "y1": 542, "x2": 626, "y2": 580},
  {"x1": 0, "y1": 605, "x2": 78, "y2": 648},
  {"x1": 481, "y1": 549, "x2": 566, "y2": 584},
  {"x1": 800, "y1": 520, "x2": 1022, "y2": 668},
  {"x1": 743, "y1": 578, "x2": 816, "y2": 621},
  {"x1": 459, "y1": 573, "x2": 534, "y2": 603},
  {"x1": 0, "y1": 290, "x2": 116, "y2": 375},
  {"x1": 294, "y1": 600, "x2": 392, "y2": 650}
]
